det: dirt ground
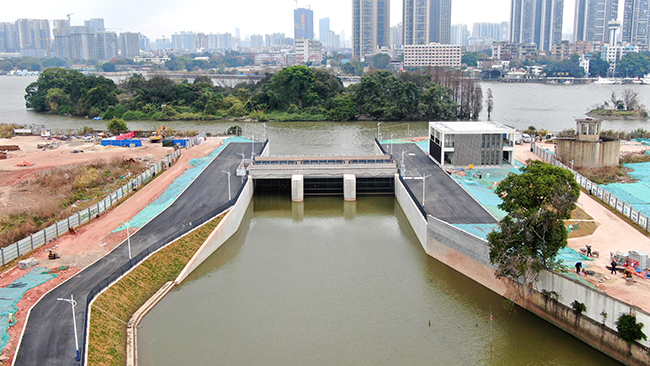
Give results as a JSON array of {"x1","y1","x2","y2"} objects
[
  {"x1": 516, "y1": 142, "x2": 650, "y2": 313},
  {"x1": 0, "y1": 136, "x2": 225, "y2": 364}
]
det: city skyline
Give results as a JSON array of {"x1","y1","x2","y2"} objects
[{"x1": 1, "y1": 0, "x2": 576, "y2": 40}]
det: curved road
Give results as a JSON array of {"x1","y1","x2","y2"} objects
[{"x1": 14, "y1": 142, "x2": 264, "y2": 366}]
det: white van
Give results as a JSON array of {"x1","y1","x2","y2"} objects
[{"x1": 522, "y1": 133, "x2": 532, "y2": 143}]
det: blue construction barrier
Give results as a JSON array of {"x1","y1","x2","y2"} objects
[{"x1": 101, "y1": 139, "x2": 142, "y2": 147}]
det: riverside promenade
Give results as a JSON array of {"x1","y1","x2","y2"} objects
[{"x1": 14, "y1": 141, "x2": 265, "y2": 366}]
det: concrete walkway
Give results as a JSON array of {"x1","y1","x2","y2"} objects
[{"x1": 384, "y1": 142, "x2": 496, "y2": 224}]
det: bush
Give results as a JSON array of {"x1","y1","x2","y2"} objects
[
  {"x1": 103, "y1": 104, "x2": 127, "y2": 119},
  {"x1": 616, "y1": 314, "x2": 647, "y2": 344},
  {"x1": 0, "y1": 123, "x2": 22, "y2": 138},
  {"x1": 122, "y1": 110, "x2": 146, "y2": 121},
  {"x1": 571, "y1": 300, "x2": 586, "y2": 315},
  {"x1": 107, "y1": 118, "x2": 128, "y2": 135}
]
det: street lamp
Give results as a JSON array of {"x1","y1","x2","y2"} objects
[
  {"x1": 118, "y1": 221, "x2": 132, "y2": 266},
  {"x1": 401, "y1": 150, "x2": 406, "y2": 173},
  {"x1": 263, "y1": 122, "x2": 267, "y2": 141},
  {"x1": 420, "y1": 174, "x2": 432, "y2": 210},
  {"x1": 222, "y1": 169, "x2": 232, "y2": 204},
  {"x1": 57, "y1": 295, "x2": 80, "y2": 361},
  {"x1": 377, "y1": 122, "x2": 383, "y2": 141}
]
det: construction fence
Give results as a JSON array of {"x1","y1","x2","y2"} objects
[
  {"x1": 532, "y1": 143, "x2": 650, "y2": 234},
  {"x1": 0, "y1": 149, "x2": 182, "y2": 266}
]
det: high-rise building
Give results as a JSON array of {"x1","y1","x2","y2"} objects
[
  {"x1": 500, "y1": 22, "x2": 510, "y2": 41},
  {"x1": 391, "y1": 23, "x2": 403, "y2": 46},
  {"x1": 0, "y1": 22, "x2": 19, "y2": 53},
  {"x1": 172, "y1": 31, "x2": 196, "y2": 52},
  {"x1": 120, "y1": 32, "x2": 140, "y2": 58},
  {"x1": 250, "y1": 34, "x2": 264, "y2": 48},
  {"x1": 319, "y1": 18, "x2": 330, "y2": 42},
  {"x1": 295, "y1": 8, "x2": 314, "y2": 40},
  {"x1": 68, "y1": 26, "x2": 96, "y2": 61},
  {"x1": 574, "y1": 0, "x2": 619, "y2": 43},
  {"x1": 622, "y1": 0, "x2": 650, "y2": 49},
  {"x1": 510, "y1": 0, "x2": 564, "y2": 50},
  {"x1": 16, "y1": 19, "x2": 50, "y2": 56},
  {"x1": 327, "y1": 30, "x2": 341, "y2": 48},
  {"x1": 84, "y1": 18, "x2": 105, "y2": 34},
  {"x1": 352, "y1": 0, "x2": 390, "y2": 58},
  {"x1": 450, "y1": 24, "x2": 469, "y2": 46},
  {"x1": 473, "y1": 22, "x2": 502, "y2": 41},
  {"x1": 96, "y1": 32, "x2": 118, "y2": 61},
  {"x1": 403, "y1": 0, "x2": 452, "y2": 45}
]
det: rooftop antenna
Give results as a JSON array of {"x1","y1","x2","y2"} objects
[{"x1": 66, "y1": 13, "x2": 74, "y2": 22}]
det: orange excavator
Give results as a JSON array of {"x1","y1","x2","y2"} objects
[{"x1": 149, "y1": 125, "x2": 166, "y2": 143}]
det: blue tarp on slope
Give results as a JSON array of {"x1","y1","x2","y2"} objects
[{"x1": 0, "y1": 267, "x2": 57, "y2": 351}]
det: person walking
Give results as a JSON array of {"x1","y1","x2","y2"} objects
[
  {"x1": 586, "y1": 245, "x2": 592, "y2": 257},
  {"x1": 610, "y1": 260, "x2": 617, "y2": 274}
]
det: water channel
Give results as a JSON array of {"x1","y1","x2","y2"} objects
[{"x1": 0, "y1": 75, "x2": 639, "y2": 365}]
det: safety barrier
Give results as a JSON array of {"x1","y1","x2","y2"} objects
[
  {"x1": 531, "y1": 143, "x2": 650, "y2": 233},
  {"x1": 0, "y1": 149, "x2": 182, "y2": 265},
  {"x1": 81, "y1": 175, "x2": 248, "y2": 365}
]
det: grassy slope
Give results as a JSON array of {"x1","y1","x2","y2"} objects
[{"x1": 87, "y1": 213, "x2": 223, "y2": 366}]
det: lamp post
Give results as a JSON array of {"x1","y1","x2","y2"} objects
[
  {"x1": 401, "y1": 150, "x2": 406, "y2": 173},
  {"x1": 263, "y1": 122, "x2": 266, "y2": 141},
  {"x1": 377, "y1": 122, "x2": 383, "y2": 141},
  {"x1": 420, "y1": 174, "x2": 431, "y2": 209},
  {"x1": 57, "y1": 295, "x2": 80, "y2": 361},
  {"x1": 390, "y1": 133, "x2": 393, "y2": 156},
  {"x1": 118, "y1": 221, "x2": 132, "y2": 266},
  {"x1": 222, "y1": 169, "x2": 232, "y2": 205}
]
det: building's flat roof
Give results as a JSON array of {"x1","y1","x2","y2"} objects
[{"x1": 429, "y1": 121, "x2": 514, "y2": 134}]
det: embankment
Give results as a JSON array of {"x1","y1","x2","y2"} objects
[
  {"x1": 87, "y1": 213, "x2": 224, "y2": 366},
  {"x1": 395, "y1": 167, "x2": 650, "y2": 365}
]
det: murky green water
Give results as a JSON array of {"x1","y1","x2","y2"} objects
[{"x1": 137, "y1": 195, "x2": 621, "y2": 366}]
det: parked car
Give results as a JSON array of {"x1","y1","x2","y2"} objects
[{"x1": 522, "y1": 133, "x2": 532, "y2": 143}]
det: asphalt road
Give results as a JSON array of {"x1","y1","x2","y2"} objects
[
  {"x1": 14, "y1": 142, "x2": 264, "y2": 366},
  {"x1": 387, "y1": 143, "x2": 497, "y2": 225}
]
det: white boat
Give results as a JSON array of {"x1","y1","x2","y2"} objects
[{"x1": 593, "y1": 77, "x2": 617, "y2": 85}]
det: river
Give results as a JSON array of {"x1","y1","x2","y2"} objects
[{"x1": 0, "y1": 75, "x2": 630, "y2": 365}]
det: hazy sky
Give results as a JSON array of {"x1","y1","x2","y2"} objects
[{"x1": 1, "y1": 0, "x2": 580, "y2": 40}]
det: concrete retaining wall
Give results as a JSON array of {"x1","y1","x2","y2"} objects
[
  {"x1": 175, "y1": 178, "x2": 253, "y2": 283},
  {"x1": 394, "y1": 174, "x2": 427, "y2": 246},
  {"x1": 422, "y1": 214, "x2": 650, "y2": 365}
]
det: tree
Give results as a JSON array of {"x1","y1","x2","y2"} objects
[
  {"x1": 99, "y1": 62, "x2": 116, "y2": 72},
  {"x1": 354, "y1": 70, "x2": 421, "y2": 120},
  {"x1": 486, "y1": 88, "x2": 494, "y2": 119},
  {"x1": 487, "y1": 161, "x2": 580, "y2": 284},
  {"x1": 617, "y1": 52, "x2": 650, "y2": 78},
  {"x1": 418, "y1": 83, "x2": 457, "y2": 120},
  {"x1": 589, "y1": 52, "x2": 609, "y2": 77},
  {"x1": 542, "y1": 59, "x2": 585, "y2": 78},
  {"x1": 107, "y1": 118, "x2": 128, "y2": 135},
  {"x1": 340, "y1": 59, "x2": 364, "y2": 76},
  {"x1": 461, "y1": 53, "x2": 478, "y2": 67},
  {"x1": 616, "y1": 314, "x2": 647, "y2": 344},
  {"x1": 372, "y1": 53, "x2": 391, "y2": 70}
]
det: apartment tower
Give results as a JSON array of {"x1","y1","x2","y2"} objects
[
  {"x1": 403, "y1": 0, "x2": 452, "y2": 45},
  {"x1": 352, "y1": 0, "x2": 390, "y2": 58}
]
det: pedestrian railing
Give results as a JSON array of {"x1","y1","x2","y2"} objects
[
  {"x1": 0, "y1": 149, "x2": 182, "y2": 265},
  {"x1": 531, "y1": 142, "x2": 650, "y2": 233}
]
